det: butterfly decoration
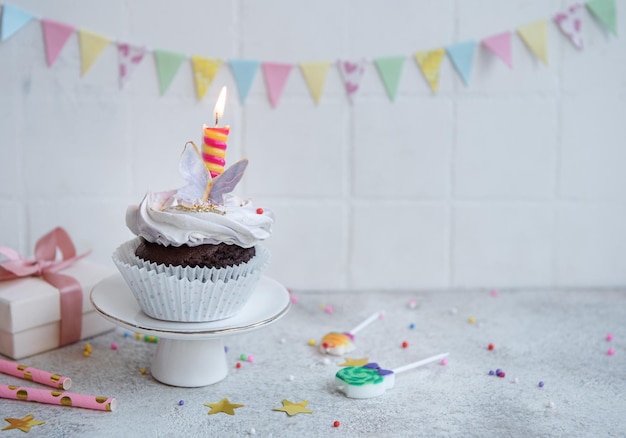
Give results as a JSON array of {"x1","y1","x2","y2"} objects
[{"x1": 176, "y1": 142, "x2": 248, "y2": 205}]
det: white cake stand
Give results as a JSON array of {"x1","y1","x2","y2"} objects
[{"x1": 90, "y1": 274, "x2": 290, "y2": 387}]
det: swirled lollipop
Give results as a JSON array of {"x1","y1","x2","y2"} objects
[
  {"x1": 320, "y1": 312, "x2": 383, "y2": 356},
  {"x1": 335, "y1": 352, "x2": 449, "y2": 399}
]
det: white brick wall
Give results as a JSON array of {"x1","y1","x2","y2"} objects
[{"x1": 1, "y1": 0, "x2": 625, "y2": 290}]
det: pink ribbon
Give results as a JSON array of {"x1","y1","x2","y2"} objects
[{"x1": 0, "y1": 227, "x2": 90, "y2": 346}]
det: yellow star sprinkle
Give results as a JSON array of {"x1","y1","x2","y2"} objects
[
  {"x1": 340, "y1": 357, "x2": 369, "y2": 367},
  {"x1": 204, "y1": 398, "x2": 244, "y2": 415},
  {"x1": 273, "y1": 399, "x2": 313, "y2": 417},
  {"x1": 2, "y1": 414, "x2": 45, "y2": 432}
]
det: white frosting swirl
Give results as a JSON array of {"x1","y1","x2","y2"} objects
[{"x1": 126, "y1": 190, "x2": 274, "y2": 248}]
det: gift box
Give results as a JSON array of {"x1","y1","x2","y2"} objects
[
  {"x1": 1, "y1": 228, "x2": 116, "y2": 359},
  {"x1": 0, "y1": 260, "x2": 116, "y2": 359}
]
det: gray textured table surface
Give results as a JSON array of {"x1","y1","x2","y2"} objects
[{"x1": 1, "y1": 287, "x2": 625, "y2": 437}]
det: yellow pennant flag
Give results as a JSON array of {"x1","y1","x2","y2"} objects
[
  {"x1": 517, "y1": 20, "x2": 548, "y2": 65},
  {"x1": 78, "y1": 29, "x2": 110, "y2": 76},
  {"x1": 414, "y1": 48, "x2": 445, "y2": 93},
  {"x1": 191, "y1": 56, "x2": 222, "y2": 100},
  {"x1": 299, "y1": 61, "x2": 330, "y2": 105}
]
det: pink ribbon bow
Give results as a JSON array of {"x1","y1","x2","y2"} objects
[{"x1": 0, "y1": 227, "x2": 90, "y2": 346}]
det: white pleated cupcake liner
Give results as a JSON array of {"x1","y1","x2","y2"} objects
[{"x1": 112, "y1": 238, "x2": 270, "y2": 322}]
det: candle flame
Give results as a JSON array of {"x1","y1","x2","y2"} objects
[{"x1": 214, "y1": 86, "x2": 227, "y2": 126}]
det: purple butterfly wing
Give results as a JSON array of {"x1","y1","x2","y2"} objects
[{"x1": 208, "y1": 159, "x2": 249, "y2": 203}]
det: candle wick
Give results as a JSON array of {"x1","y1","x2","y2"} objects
[{"x1": 215, "y1": 113, "x2": 219, "y2": 127}]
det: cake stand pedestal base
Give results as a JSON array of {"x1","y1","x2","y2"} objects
[
  {"x1": 91, "y1": 275, "x2": 290, "y2": 388},
  {"x1": 151, "y1": 338, "x2": 228, "y2": 387}
]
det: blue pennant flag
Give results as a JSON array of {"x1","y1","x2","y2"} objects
[
  {"x1": 1, "y1": 3, "x2": 35, "y2": 41},
  {"x1": 229, "y1": 59, "x2": 261, "y2": 104},
  {"x1": 446, "y1": 41, "x2": 477, "y2": 86}
]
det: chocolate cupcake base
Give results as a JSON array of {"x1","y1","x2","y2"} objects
[
  {"x1": 112, "y1": 238, "x2": 271, "y2": 322},
  {"x1": 135, "y1": 240, "x2": 256, "y2": 269}
]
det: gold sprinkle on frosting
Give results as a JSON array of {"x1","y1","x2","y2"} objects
[{"x1": 172, "y1": 204, "x2": 226, "y2": 215}]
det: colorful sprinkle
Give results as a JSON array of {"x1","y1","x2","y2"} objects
[
  {"x1": 140, "y1": 368, "x2": 147, "y2": 375},
  {"x1": 84, "y1": 343, "x2": 92, "y2": 352},
  {"x1": 178, "y1": 400, "x2": 185, "y2": 406},
  {"x1": 224, "y1": 346, "x2": 229, "y2": 353},
  {"x1": 333, "y1": 421, "x2": 341, "y2": 428},
  {"x1": 247, "y1": 355, "x2": 255, "y2": 363},
  {"x1": 491, "y1": 289, "x2": 499, "y2": 297},
  {"x1": 402, "y1": 341, "x2": 409, "y2": 349},
  {"x1": 236, "y1": 362, "x2": 242, "y2": 369},
  {"x1": 308, "y1": 339, "x2": 316, "y2": 346},
  {"x1": 240, "y1": 354, "x2": 248, "y2": 361},
  {"x1": 489, "y1": 370, "x2": 495, "y2": 375},
  {"x1": 110, "y1": 343, "x2": 118, "y2": 350},
  {"x1": 325, "y1": 305, "x2": 334, "y2": 314},
  {"x1": 538, "y1": 381, "x2": 545, "y2": 387},
  {"x1": 606, "y1": 333, "x2": 613, "y2": 341},
  {"x1": 135, "y1": 333, "x2": 142, "y2": 340},
  {"x1": 83, "y1": 351, "x2": 90, "y2": 358},
  {"x1": 290, "y1": 295, "x2": 299, "y2": 304},
  {"x1": 440, "y1": 358, "x2": 448, "y2": 366},
  {"x1": 608, "y1": 348, "x2": 615, "y2": 356},
  {"x1": 408, "y1": 299, "x2": 417, "y2": 309},
  {"x1": 256, "y1": 208, "x2": 264, "y2": 214},
  {"x1": 123, "y1": 331, "x2": 131, "y2": 338},
  {"x1": 488, "y1": 343, "x2": 494, "y2": 351},
  {"x1": 546, "y1": 401, "x2": 555, "y2": 409},
  {"x1": 468, "y1": 316, "x2": 476, "y2": 324},
  {"x1": 498, "y1": 371, "x2": 506, "y2": 378},
  {"x1": 409, "y1": 323, "x2": 415, "y2": 329}
]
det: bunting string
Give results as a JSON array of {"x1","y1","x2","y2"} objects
[{"x1": 0, "y1": 0, "x2": 618, "y2": 107}]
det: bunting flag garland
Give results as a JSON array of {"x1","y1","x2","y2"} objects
[
  {"x1": 117, "y1": 43, "x2": 147, "y2": 88},
  {"x1": 414, "y1": 48, "x2": 445, "y2": 93},
  {"x1": 445, "y1": 41, "x2": 477, "y2": 86},
  {"x1": 554, "y1": 4, "x2": 585, "y2": 49},
  {"x1": 299, "y1": 61, "x2": 330, "y2": 105},
  {"x1": 191, "y1": 56, "x2": 222, "y2": 100},
  {"x1": 229, "y1": 59, "x2": 260, "y2": 104},
  {"x1": 338, "y1": 58, "x2": 366, "y2": 102},
  {"x1": 153, "y1": 49, "x2": 186, "y2": 94},
  {"x1": 481, "y1": 31, "x2": 513, "y2": 68},
  {"x1": 1, "y1": 3, "x2": 34, "y2": 41},
  {"x1": 261, "y1": 62, "x2": 293, "y2": 108},
  {"x1": 586, "y1": 0, "x2": 617, "y2": 35},
  {"x1": 77, "y1": 29, "x2": 110, "y2": 76},
  {"x1": 517, "y1": 20, "x2": 548, "y2": 65},
  {"x1": 374, "y1": 56, "x2": 405, "y2": 101},
  {"x1": 41, "y1": 19, "x2": 75, "y2": 67},
  {"x1": 0, "y1": 2, "x2": 620, "y2": 104}
]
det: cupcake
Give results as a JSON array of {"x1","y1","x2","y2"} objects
[{"x1": 113, "y1": 142, "x2": 274, "y2": 322}]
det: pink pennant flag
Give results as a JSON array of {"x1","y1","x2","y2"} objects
[
  {"x1": 337, "y1": 58, "x2": 367, "y2": 103},
  {"x1": 554, "y1": 4, "x2": 584, "y2": 49},
  {"x1": 261, "y1": 62, "x2": 293, "y2": 108},
  {"x1": 117, "y1": 43, "x2": 147, "y2": 88},
  {"x1": 482, "y1": 31, "x2": 512, "y2": 68},
  {"x1": 41, "y1": 19, "x2": 75, "y2": 67}
]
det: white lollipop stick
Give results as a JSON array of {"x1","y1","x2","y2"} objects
[
  {"x1": 336, "y1": 352, "x2": 449, "y2": 399},
  {"x1": 392, "y1": 352, "x2": 449, "y2": 374},
  {"x1": 348, "y1": 312, "x2": 383, "y2": 335},
  {"x1": 320, "y1": 312, "x2": 383, "y2": 356}
]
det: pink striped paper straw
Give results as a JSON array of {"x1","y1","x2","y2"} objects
[
  {"x1": 0, "y1": 358, "x2": 71, "y2": 390},
  {"x1": 0, "y1": 384, "x2": 116, "y2": 412}
]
